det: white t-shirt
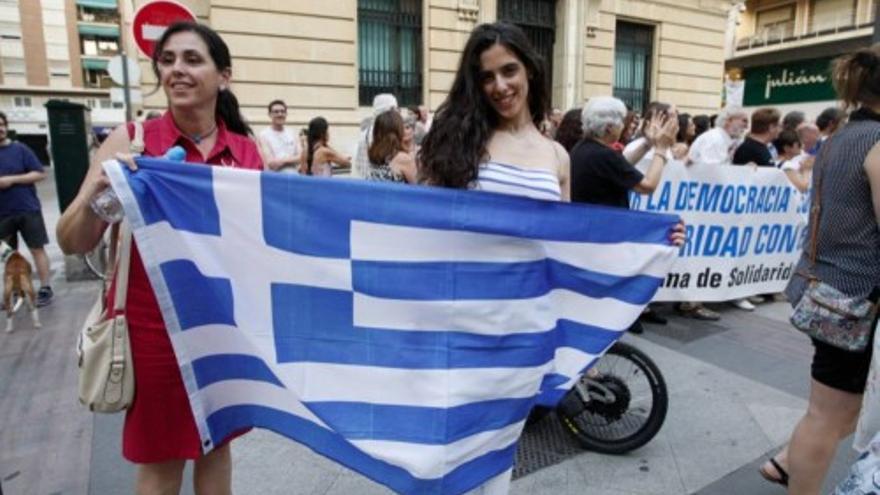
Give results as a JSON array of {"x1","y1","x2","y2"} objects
[
  {"x1": 622, "y1": 137, "x2": 674, "y2": 173},
  {"x1": 688, "y1": 128, "x2": 736, "y2": 166},
  {"x1": 259, "y1": 127, "x2": 300, "y2": 172},
  {"x1": 779, "y1": 153, "x2": 806, "y2": 172}
]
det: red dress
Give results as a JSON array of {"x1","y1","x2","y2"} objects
[{"x1": 106, "y1": 112, "x2": 263, "y2": 463}]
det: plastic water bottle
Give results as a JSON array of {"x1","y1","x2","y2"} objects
[{"x1": 89, "y1": 146, "x2": 186, "y2": 223}]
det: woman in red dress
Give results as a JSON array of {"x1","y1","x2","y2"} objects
[{"x1": 57, "y1": 22, "x2": 262, "y2": 494}]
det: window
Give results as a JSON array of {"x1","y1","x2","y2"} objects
[
  {"x1": 809, "y1": 0, "x2": 857, "y2": 32},
  {"x1": 81, "y1": 35, "x2": 118, "y2": 56},
  {"x1": 498, "y1": 0, "x2": 556, "y2": 93},
  {"x1": 357, "y1": 0, "x2": 422, "y2": 106},
  {"x1": 756, "y1": 4, "x2": 796, "y2": 40},
  {"x1": 613, "y1": 21, "x2": 654, "y2": 114},
  {"x1": 13, "y1": 96, "x2": 32, "y2": 107},
  {"x1": 83, "y1": 67, "x2": 111, "y2": 88},
  {"x1": 77, "y1": 6, "x2": 120, "y2": 24},
  {"x1": 2, "y1": 57, "x2": 25, "y2": 76}
]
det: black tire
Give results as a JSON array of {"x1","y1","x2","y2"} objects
[{"x1": 556, "y1": 341, "x2": 668, "y2": 455}]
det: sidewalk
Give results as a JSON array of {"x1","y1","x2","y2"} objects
[{"x1": 0, "y1": 175, "x2": 860, "y2": 495}]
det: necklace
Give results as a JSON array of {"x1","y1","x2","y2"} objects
[{"x1": 190, "y1": 124, "x2": 217, "y2": 144}]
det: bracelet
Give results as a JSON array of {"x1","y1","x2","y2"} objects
[{"x1": 654, "y1": 151, "x2": 668, "y2": 163}]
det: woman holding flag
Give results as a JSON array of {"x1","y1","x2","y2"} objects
[
  {"x1": 56, "y1": 22, "x2": 262, "y2": 495},
  {"x1": 419, "y1": 21, "x2": 684, "y2": 493}
]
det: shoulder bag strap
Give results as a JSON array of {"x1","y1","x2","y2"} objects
[
  {"x1": 806, "y1": 137, "x2": 833, "y2": 271},
  {"x1": 112, "y1": 222, "x2": 132, "y2": 313}
]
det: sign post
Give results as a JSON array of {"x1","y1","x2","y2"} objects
[{"x1": 131, "y1": 1, "x2": 197, "y2": 58}]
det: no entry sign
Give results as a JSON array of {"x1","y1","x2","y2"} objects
[{"x1": 132, "y1": 1, "x2": 197, "y2": 58}]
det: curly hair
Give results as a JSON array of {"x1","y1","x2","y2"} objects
[{"x1": 418, "y1": 22, "x2": 549, "y2": 189}]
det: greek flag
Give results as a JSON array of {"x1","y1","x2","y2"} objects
[{"x1": 105, "y1": 158, "x2": 678, "y2": 495}]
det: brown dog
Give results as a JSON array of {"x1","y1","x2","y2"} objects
[{"x1": 4, "y1": 250, "x2": 40, "y2": 332}]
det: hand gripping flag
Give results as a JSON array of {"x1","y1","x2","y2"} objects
[{"x1": 105, "y1": 158, "x2": 679, "y2": 494}]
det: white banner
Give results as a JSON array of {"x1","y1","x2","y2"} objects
[{"x1": 630, "y1": 161, "x2": 809, "y2": 301}]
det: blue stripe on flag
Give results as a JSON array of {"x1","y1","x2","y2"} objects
[
  {"x1": 192, "y1": 354, "x2": 284, "y2": 388},
  {"x1": 270, "y1": 284, "x2": 556, "y2": 368},
  {"x1": 271, "y1": 284, "x2": 621, "y2": 369},
  {"x1": 353, "y1": 259, "x2": 662, "y2": 304},
  {"x1": 160, "y1": 260, "x2": 236, "y2": 330},
  {"x1": 126, "y1": 158, "x2": 220, "y2": 234},
  {"x1": 259, "y1": 172, "x2": 679, "y2": 258},
  {"x1": 205, "y1": 404, "x2": 515, "y2": 494},
  {"x1": 307, "y1": 397, "x2": 533, "y2": 444}
]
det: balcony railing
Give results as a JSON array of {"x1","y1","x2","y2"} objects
[{"x1": 736, "y1": 11, "x2": 868, "y2": 51}]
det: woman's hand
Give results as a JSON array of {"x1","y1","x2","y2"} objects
[
  {"x1": 669, "y1": 220, "x2": 686, "y2": 246},
  {"x1": 671, "y1": 143, "x2": 688, "y2": 160}
]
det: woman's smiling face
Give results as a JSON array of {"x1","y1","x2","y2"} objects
[
  {"x1": 479, "y1": 43, "x2": 530, "y2": 125},
  {"x1": 156, "y1": 31, "x2": 229, "y2": 109}
]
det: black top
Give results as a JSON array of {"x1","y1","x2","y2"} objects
[
  {"x1": 732, "y1": 136, "x2": 773, "y2": 166},
  {"x1": 570, "y1": 138, "x2": 644, "y2": 208}
]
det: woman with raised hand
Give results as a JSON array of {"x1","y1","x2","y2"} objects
[{"x1": 56, "y1": 22, "x2": 262, "y2": 495}]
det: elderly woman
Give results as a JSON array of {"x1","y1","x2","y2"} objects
[
  {"x1": 569, "y1": 96, "x2": 676, "y2": 208},
  {"x1": 569, "y1": 96, "x2": 678, "y2": 333}
]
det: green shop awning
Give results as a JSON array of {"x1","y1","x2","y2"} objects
[
  {"x1": 76, "y1": 0, "x2": 118, "y2": 9},
  {"x1": 81, "y1": 57, "x2": 109, "y2": 70},
  {"x1": 77, "y1": 23, "x2": 120, "y2": 37}
]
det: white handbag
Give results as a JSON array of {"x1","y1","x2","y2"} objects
[{"x1": 77, "y1": 220, "x2": 134, "y2": 413}]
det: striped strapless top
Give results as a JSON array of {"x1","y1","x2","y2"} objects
[{"x1": 474, "y1": 161, "x2": 562, "y2": 201}]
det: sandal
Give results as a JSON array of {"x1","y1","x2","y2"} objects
[{"x1": 759, "y1": 457, "x2": 789, "y2": 486}]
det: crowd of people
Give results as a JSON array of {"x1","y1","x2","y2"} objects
[{"x1": 0, "y1": 14, "x2": 874, "y2": 495}]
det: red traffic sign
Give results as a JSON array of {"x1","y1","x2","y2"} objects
[{"x1": 132, "y1": 1, "x2": 197, "y2": 58}]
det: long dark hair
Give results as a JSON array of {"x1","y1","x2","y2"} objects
[
  {"x1": 369, "y1": 110, "x2": 404, "y2": 165},
  {"x1": 554, "y1": 108, "x2": 583, "y2": 152},
  {"x1": 418, "y1": 22, "x2": 549, "y2": 189},
  {"x1": 306, "y1": 117, "x2": 328, "y2": 175},
  {"x1": 152, "y1": 22, "x2": 252, "y2": 136}
]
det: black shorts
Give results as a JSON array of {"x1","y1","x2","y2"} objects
[
  {"x1": 0, "y1": 212, "x2": 49, "y2": 250},
  {"x1": 811, "y1": 338, "x2": 873, "y2": 394}
]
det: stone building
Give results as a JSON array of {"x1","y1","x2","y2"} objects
[
  {"x1": 129, "y1": 0, "x2": 731, "y2": 153},
  {"x1": 1, "y1": 0, "x2": 733, "y2": 158}
]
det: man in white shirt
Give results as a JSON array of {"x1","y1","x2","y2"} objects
[
  {"x1": 688, "y1": 106, "x2": 749, "y2": 166},
  {"x1": 259, "y1": 100, "x2": 301, "y2": 173}
]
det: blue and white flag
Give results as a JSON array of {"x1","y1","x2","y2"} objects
[{"x1": 105, "y1": 158, "x2": 678, "y2": 495}]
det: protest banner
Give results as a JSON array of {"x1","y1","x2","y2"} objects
[{"x1": 630, "y1": 161, "x2": 808, "y2": 302}]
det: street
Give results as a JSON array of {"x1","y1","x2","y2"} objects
[{"x1": 0, "y1": 175, "x2": 857, "y2": 495}]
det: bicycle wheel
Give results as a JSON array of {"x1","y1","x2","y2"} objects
[{"x1": 556, "y1": 341, "x2": 668, "y2": 455}]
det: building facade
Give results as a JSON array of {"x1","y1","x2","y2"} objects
[
  {"x1": 2, "y1": 0, "x2": 733, "y2": 160},
  {"x1": 127, "y1": 0, "x2": 731, "y2": 154},
  {"x1": 0, "y1": 0, "x2": 127, "y2": 163},
  {"x1": 726, "y1": 0, "x2": 875, "y2": 117}
]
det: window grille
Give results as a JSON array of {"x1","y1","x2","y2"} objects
[
  {"x1": 613, "y1": 21, "x2": 654, "y2": 114},
  {"x1": 358, "y1": 0, "x2": 423, "y2": 106}
]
